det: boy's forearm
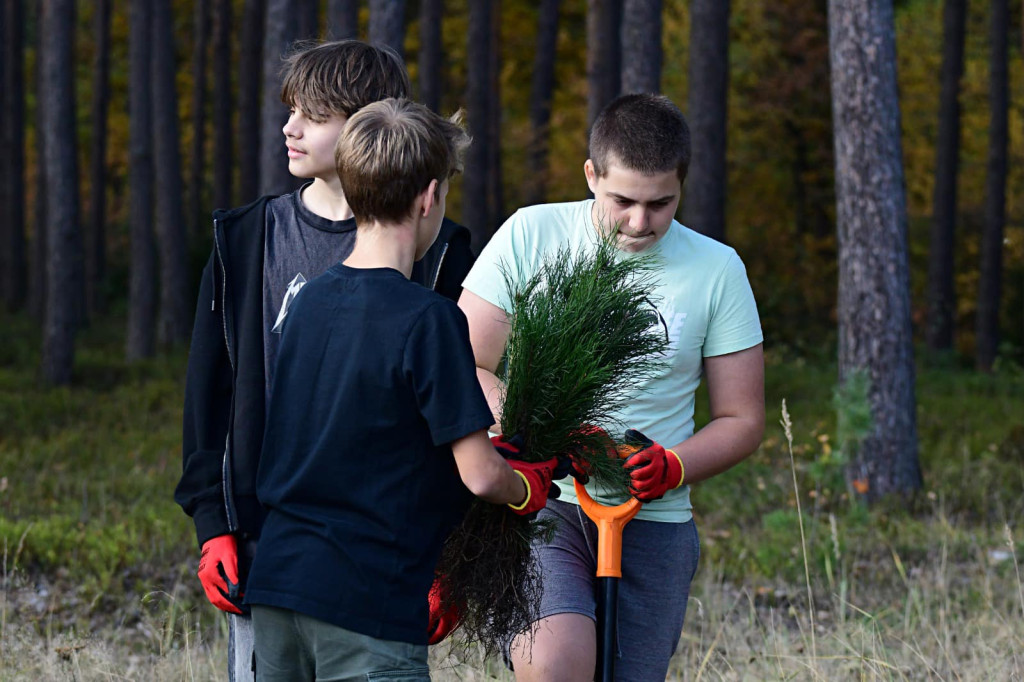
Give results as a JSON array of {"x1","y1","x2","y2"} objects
[
  {"x1": 476, "y1": 367, "x2": 504, "y2": 433},
  {"x1": 669, "y1": 414, "x2": 764, "y2": 485},
  {"x1": 452, "y1": 431, "x2": 527, "y2": 505}
]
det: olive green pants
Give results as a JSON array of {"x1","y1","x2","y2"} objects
[{"x1": 251, "y1": 605, "x2": 430, "y2": 682}]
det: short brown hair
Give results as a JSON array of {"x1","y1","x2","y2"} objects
[
  {"x1": 336, "y1": 99, "x2": 470, "y2": 225},
  {"x1": 280, "y1": 40, "x2": 411, "y2": 120},
  {"x1": 589, "y1": 94, "x2": 691, "y2": 182}
]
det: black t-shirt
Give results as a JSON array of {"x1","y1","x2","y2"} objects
[
  {"x1": 262, "y1": 185, "x2": 358, "y2": 404},
  {"x1": 245, "y1": 264, "x2": 494, "y2": 644}
]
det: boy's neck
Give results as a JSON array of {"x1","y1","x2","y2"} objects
[
  {"x1": 343, "y1": 222, "x2": 419, "y2": 279},
  {"x1": 300, "y1": 176, "x2": 354, "y2": 221}
]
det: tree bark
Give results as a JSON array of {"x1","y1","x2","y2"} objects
[
  {"x1": 189, "y1": 0, "x2": 209, "y2": 236},
  {"x1": 260, "y1": 0, "x2": 299, "y2": 197},
  {"x1": 525, "y1": 0, "x2": 560, "y2": 206},
  {"x1": 212, "y1": 0, "x2": 233, "y2": 210},
  {"x1": 327, "y1": 0, "x2": 359, "y2": 40},
  {"x1": 238, "y1": 0, "x2": 264, "y2": 204},
  {"x1": 976, "y1": 0, "x2": 1008, "y2": 371},
  {"x1": 369, "y1": 0, "x2": 406, "y2": 59},
  {"x1": 620, "y1": 0, "x2": 662, "y2": 94},
  {"x1": 684, "y1": 0, "x2": 729, "y2": 241},
  {"x1": 127, "y1": 0, "x2": 156, "y2": 360},
  {"x1": 29, "y1": 0, "x2": 46, "y2": 323},
  {"x1": 40, "y1": 0, "x2": 81, "y2": 384},
  {"x1": 152, "y1": 0, "x2": 191, "y2": 346},
  {"x1": 925, "y1": 0, "x2": 966, "y2": 354},
  {"x1": 829, "y1": 0, "x2": 921, "y2": 501},
  {"x1": 463, "y1": 0, "x2": 491, "y2": 251},
  {"x1": 2, "y1": 0, "x2": 27, "y2": 312},
  {"x1": 418, "y1": 0, "x2": 442, "y2": 112},
  {"x1": 297, "y1": 0, "x2": 319, "y2": 40},
  {"x1": 586, "y1": 0, "x2": 621, "y2": 129},
  {"x1": 486, "y1": 0, "x2": 504, "y2": 230},
  {"x1": 86, "y1": 0, "x2": 111, "y2": 316}
]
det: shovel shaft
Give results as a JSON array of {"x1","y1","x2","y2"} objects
[{"x1": 594, "y1": 577, "x2": 618, "y2": 682}]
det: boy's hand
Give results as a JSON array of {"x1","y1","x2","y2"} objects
[
  {"x1": 197, "y1": 534, "x2": 245, "y2": 614},
  {"x1": 565, "y1": 424, "x2": 619, "y2": 485},
  {"x1": 505, "y1": 457, "x2": 561, "y2": 515},
  {"x1": 622, "y1": 429, "x2": 684, "y2": 502},
  {"x1": 491, "y1": 434, "x2": 568, "y2": 499},
  {"x1": 426, "y1": 576, "x2": 461, "y2": 644}
]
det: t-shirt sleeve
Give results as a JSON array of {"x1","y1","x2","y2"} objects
[
  {"x1": 461, "y1": 210, "x2": 529, "y2": 314},
  {"x1": 403, "y1": 300, "x2": 496, "y2": 446},
  {"x1": 703, "y1": 252, "x2": 763, "y2": 357}
]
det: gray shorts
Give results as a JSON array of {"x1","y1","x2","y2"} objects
[
  {"x1": 251, "y1": 605, "x2": 430, "y2": 682},
  {"x1": 513, "y1": 498, "x2": 700, "y2": 682}
]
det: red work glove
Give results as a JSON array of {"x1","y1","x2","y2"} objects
[
  {"x1": 565, "y1": 424, "x2": 620, "y2": 485},
  {"x1": 505, "y1": 457, "x2": 561, "y2": 516},
  {"x1": 426, "y1": 576, "x2": 462, "y2": 644},
  {"x1": 491, "y1": 434, "x2": 566, "y2": 508},
  {"x1": 622, "y1": 429, "x2": 684, "y2": 502},
  {"x1": 197, "y1": 534, "x2": 245, "y2": 614}
]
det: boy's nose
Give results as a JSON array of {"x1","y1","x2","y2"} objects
[
  {"x1": 282, "y1": 115, "x2": 301, "y2": 138},
  {"x1": 628, "y1": 209, "x2": 648, "y2": 233}
]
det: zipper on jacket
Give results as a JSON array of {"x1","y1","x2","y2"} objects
[
  {"x1": 213, "y1": 218, "x2": 238, "y2": 532},
  {"x1": 430, "y1": 242, "x2": 449, "y2": 291}
]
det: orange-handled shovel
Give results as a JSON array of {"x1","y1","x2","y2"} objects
[{"x1": 575, "y1": 449, "x2": 641, "y2": 682}]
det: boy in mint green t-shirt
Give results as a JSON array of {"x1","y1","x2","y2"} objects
[{"x1": 458, "y1": 94, "x2": 765, "y2": 681}]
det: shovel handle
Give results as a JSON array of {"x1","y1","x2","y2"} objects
[{"x1": 575, "y1": 476, "x2": 641, "y2": 578}]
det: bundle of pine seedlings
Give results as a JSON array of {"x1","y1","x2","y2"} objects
[{"x1": 435, "y1": 235, "x2": 670, "y2": 657}]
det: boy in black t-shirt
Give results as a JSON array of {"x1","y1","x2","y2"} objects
[
  {"x1": 244, "y1": 99, "x2": 565, "y2": 682},
  {"x1": 176, "y1": 40, "x2": 476, "y2": 682}
]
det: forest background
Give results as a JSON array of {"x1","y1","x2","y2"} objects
[{"x1": 1, "y1": 0, "x2": 1023, "y2": 679}]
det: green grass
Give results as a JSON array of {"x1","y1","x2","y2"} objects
[{"x1": 1, "y1": 311, "x2": 1023, "y2": 679}]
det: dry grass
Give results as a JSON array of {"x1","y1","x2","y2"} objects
[{"x1": 3, "y1": 533, "x2": 1021, "y2": 681}]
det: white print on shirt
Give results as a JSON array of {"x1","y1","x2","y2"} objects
[
  {"x1": 665, "y1": 312, "x2": 688, "y2": 347},
  {"x1": 272, "y1": 273, "x2": 308, "y2": 333},
  {"x1": 646, "y1": 296, "x2": 687, "y2": 357}
]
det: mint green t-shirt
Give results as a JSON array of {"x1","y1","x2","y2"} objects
[{"x1": 462, "y1": 200, "x2": 763, "y2": 523}]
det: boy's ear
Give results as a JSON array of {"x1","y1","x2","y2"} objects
[
  {"x1": 420, "y1": 179, "x2": 439, "y2": 217},
  {"x1": 584, "y1": 159, "x2": 598, "y2": 193}
]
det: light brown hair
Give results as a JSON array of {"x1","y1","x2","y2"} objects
[
  {"x1": 336, "y1": 98, "x2": 470, "y2": 225},
  {"x1": 589, "y1": 94, "x2": 691, "y2": 183},
  {"x1": 280, "y1": 40, "x2": 411, "y2": 121}
]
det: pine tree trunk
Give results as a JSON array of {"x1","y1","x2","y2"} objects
[
  {"x1": 29, "y1": 0, "x2": 46, "y2": 323},
  {"x1": 40, "y1": 0, "x2": 80, "y2": 384},
  {"x1": 418, "y1": 0, "x2": 442, "y2": 112},
  {"x1": 486, "y1": 0, "x2": 503, "y2": 230},
  {"x1": 260, "y1": 0, "x2": 298, "y2": 197},
  {"x1": 212, "y1": 0, "x2": 233, "y2": 210},
  {"x1": 925, "y1": 0, "x2": 965, "y2": 354},
  {"x1": 86, "y1": 0, "x2": 111, "y2": 316},
  {"x1": 152, "y1": 0, "x2": 191, "y2": 346},
  {"x1": 297, "y1": 0, "x2": 318, "y2": 40},
  {"x1": 463, "y1": 0, "x2": 491, "y2": 251},
  {"x1": 369, "y1": 0, "x2": 406, "y2": 59},
  {"x1": 189, "y1": 0, "x2": 209, "y2": 236},
  {"x1": 829, "y1": 0, "x2": 921, "y2": 501},
  {"x1": 586, "y1": 0, "x2": 621, "y2": 129},
  {"x1": 238, "y1": 0, "x2": 264, "y2": 204},
  {"x1": 525, "y1": 0, "x2": 560, "y2": 206},
  {"x1": 976, "y1": 0, "x2": 1008, "y2": 371},
  {"x1": 327, "y1": 0, "x2": 358, "y2": 40},
  {"x1": 620, "y1": 0, "x2": 662, "y2": 94},
  {"x1": 2, "y1": 0, "x2": 27, "y2": 312},
  {"x1": 684, "y1": 0, "x2": 729, "y2": 241},
  {"x1": 126, "y1": 0, "x2": 156, "y2": 360}
]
